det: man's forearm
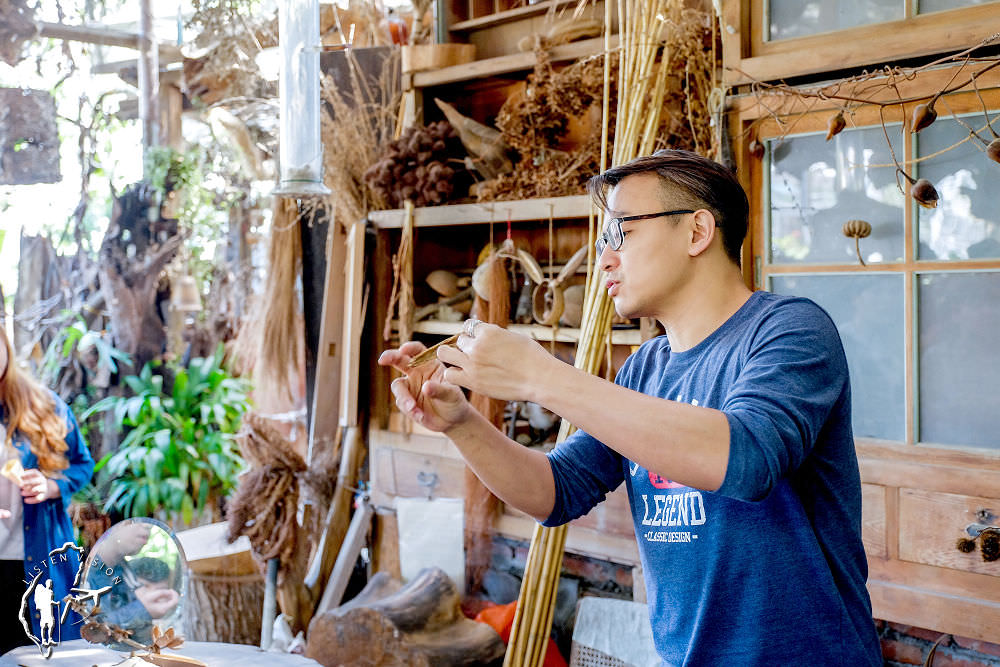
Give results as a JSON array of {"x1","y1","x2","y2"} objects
[
  {"x1": 531, "y1": 360, "x2": 731, "y2": 492},
  {"x1": 445, "y1": 408, "x2": 556, "y2": 521}
]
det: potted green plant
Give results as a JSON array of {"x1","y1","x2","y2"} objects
[{"x1": 85, "y1": 345, "x2": 250, "y2": 526}]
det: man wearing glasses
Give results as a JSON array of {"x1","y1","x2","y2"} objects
[{"x1": 380, "y1": 149, "x2": 881, "y2": 666}]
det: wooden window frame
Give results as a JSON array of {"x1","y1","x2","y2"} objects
[
  {"x1": 729, "y1": 63, "x2": 1000, "y2": 643},
  {"x1": 720, "y1": 0, "x2": 1000, "y2": 84}
]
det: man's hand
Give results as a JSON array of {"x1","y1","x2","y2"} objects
[
  {"x1": 378, "y1": 341, "x2": 473, "y2": 433},
  {"x1": 437, "y1": 322, "x2": 554, "y2": 403},
  {"x1": 20, "y1": 469, "x2": 60, "y2": 504},
  {"x1": 135, "y1": 586, "x2": 179, "y2": 619}
]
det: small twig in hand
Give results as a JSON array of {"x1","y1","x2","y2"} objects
[{"x1": 406, "y1": 334, "x2": 459, "y2": 368}]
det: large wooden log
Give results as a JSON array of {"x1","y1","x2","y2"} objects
[{"x1": 306, "y1": 568, "x2": 505, "y2": 667}]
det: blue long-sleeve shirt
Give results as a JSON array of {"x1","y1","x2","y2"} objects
[
  {"x1": 544, "y1": 291, "x2": 881, "y2": 666},
  {"x1": 6, "y1": 394, "x2": 95, "y2": 643}
]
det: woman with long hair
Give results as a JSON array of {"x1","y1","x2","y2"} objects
[{"x1": 0, "y1": 324, "x2": 94, "y2": 654}]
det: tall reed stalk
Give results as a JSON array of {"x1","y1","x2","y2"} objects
[{"x1": 503, "y1": 2, "x2": 684, "y2": 664}]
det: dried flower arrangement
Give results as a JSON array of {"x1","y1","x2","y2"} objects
[
  {"x1": 480, "y1": 4, "x2": 721, "y2": 202},
  {"x1": 364, "y1": 121, "x2": 470, "y2": 208},
  {"x1": 321, "y1": 53, "x2": 401, "y2": 210}
]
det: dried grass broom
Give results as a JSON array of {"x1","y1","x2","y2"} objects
[{"x1": 233, "y1": 197, "x2": 303, "y2": 403}]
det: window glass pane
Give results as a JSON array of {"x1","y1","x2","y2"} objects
[
  {"x1": 916, "y1": 115, "x2": 1000, "y2": 260},
  {"x1": 770, "y1": 274, "x2": 905, "y2": 441},
  {"x1": 768, "y1": 0, "x2": 902, "y2": 40},
  {"x1": 918, "y1": 272, "x2": 1000, "y2": 449},
  {"x1": 769, "y1": 127, "x2": 905, "y2": 265},
  {"x1": 918, "y1": 0, "x2": 995, "y2": 14}
]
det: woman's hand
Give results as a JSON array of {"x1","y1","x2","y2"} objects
[
  {"x1": 378, "y1": 341, "x2": 473, "y2": 433},
  {"x1": 20, "y1": 469, "x2": 60, "y2": 504},
  {"x1": 135, "y1": 586, "x2": 180, "y2": 619}
]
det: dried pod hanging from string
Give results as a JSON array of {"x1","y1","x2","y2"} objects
[
  {"x1": 911, "y1": 100, "x2": 938, "y2": 133},
  {"x1": 842, "y1": 219, "x2": 872, "y2": 266},
  {"x1": 748, "y1": 137, "x2": 765, "y2": 160},
  {"x1": 987, "y1": 138, "x2": 1000, "y2": 164},
  {"x1": 899, "y1": 169, "x2": 940, "y2": 209},
  {"x1": 825, "y1": 111, "x2": 846, "y2": 141},
  {"x1": 910, "y1": 178, "x2": 940, "y2": 208}
]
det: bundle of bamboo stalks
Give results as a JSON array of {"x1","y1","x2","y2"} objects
[{"x1": 503, "y1": 1, "x2": 691, "y2": 664}]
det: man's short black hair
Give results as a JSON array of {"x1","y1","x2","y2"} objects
[
  {"x1": 129, "y1": 556, "x2": 170, "y2": 583},
  {"x1": 587, "y1": 149, "x2": 750, "y2": 265}
]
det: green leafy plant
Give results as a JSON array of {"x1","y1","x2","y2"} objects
[
  {"x1": 85, "y1": 345, "x2": 251, "y2": 525},
  {"x1": 40, "y1": 313, "x2": 132, "y2": 386}
]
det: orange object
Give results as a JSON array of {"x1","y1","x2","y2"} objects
[{"x1": 474, "y1": 601, "x2": 567, "y2": 667}]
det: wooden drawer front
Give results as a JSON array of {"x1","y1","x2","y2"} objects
[
  {"x1": 371, "y1": 441, "x2": 467, "y2": 502},
  {"x1": 861, "y1": 484, "x2": 888, "y2": 560},
  {"x1": 898, "y1": 488, "x2": 1000, "y2": 577}
]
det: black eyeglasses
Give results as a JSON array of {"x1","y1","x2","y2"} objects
[{"x1": 595, "y1": 210, "x2": 695, "y2": 256}]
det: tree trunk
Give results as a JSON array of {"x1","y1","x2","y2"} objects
[{"x1": 306, "y1": 568, "x2": 505, "y2": 667}]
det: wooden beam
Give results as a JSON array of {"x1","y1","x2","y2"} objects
[{"x1": 36, "y1": 21, "x2": 181, "y2": 60}]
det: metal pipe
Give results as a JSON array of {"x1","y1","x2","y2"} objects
[
  {"x1": 275, "y1": 0, "x2": 330, "y2": 196},
  {"x1": 260, "y1": 557, "x2": 280, "y2": 650}
]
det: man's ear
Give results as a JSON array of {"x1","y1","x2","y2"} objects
[{"x1": 688, "y1": 210, "x2": 717, "y2": 257}]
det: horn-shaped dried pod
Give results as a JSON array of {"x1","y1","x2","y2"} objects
[
  {"x1": 910, "y1": 178, "x2": 939, "y2": 209},
  {"x1": 826, "y1": 112, "x2": 846, "y2": 141},
  {"x1": 987, "y1": 138, "x2": 1000, "y2": 164},
  {"x1": 911, "y1": 101, "x2": 937, "y2": 133}
]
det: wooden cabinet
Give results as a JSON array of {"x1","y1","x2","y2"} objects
[{"x1": 729, "y1": 61, "x2": 1000, "y2": 643}]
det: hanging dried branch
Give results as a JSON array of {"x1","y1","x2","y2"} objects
[{"x1": 737, "y1": 33, "x2": 1000, "y2": 204}]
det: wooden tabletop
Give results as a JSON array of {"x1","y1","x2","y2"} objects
[{"x1": 0, "y1": 640, "x2": 322, "y2": 666}]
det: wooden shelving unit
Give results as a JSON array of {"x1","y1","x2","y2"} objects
[
  {"x1": 449, "y1": 0, "x2": 584, "y2": 33},
  {"x1": 411, "y1": 35, "x2": 615, "y2": 87},
  {"x1": 368, "y1": 194, "x2": 594, "y2": 229}
]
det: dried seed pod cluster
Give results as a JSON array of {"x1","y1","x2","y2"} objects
[{"x1": 364, "y1": 121, "x2": 468, "y2": 208}]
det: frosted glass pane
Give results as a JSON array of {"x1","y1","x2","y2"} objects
[
  {"x1": 916, "y1": 116, "x2": 1000, "y2": 260},
  {"x1": 768, "y1": 0, "x2": 902, "y2": 40},
  {"x1": 770, "y1": 274, "x2": 905, "y2": 441},
  {"x1": 918, "y1": 272, "x2": 1000, "y2": 449},
  {"x1": 769, "y1": 127, "x2": 905, "y2": 265},
  {"x1": 918, "y1": 0, "x2": 993, "y2": 13}
]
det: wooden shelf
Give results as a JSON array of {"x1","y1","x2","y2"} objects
[
  {"x1": 408, "y1": 319, "x2": 643, "y2": 345},
  {"x1": 412, "y1": 35, "x2": 616, "y2": 87},
  {"x1": 449, "y1": 0, "x2": 583, "y2": 33},
  {"x1": 368, "y1": 194, "x2": 594, "y2": 229}
]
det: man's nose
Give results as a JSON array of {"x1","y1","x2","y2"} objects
[{"x1": 598, "y1": 244, "x2": 618, "y2": 273}]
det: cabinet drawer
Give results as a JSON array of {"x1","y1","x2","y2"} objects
[{"x1": 898, "y1": 488, "x2": 999, "y2": 577}]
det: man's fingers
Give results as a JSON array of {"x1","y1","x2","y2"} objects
[
  {"x1": 399, "y1": 341, "x2": 427, "y2": 356},
  {"x1": 390, "y1": 377, "x2": 416, "y2": 410},
  {"x1": 435, "y1": 343, "x2": 465, "y2": 367},
  {"x1": 441, "y1": 366, "x2": 469, "y2": 389}
]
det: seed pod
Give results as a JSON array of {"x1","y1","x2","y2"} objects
[
  {"x1": 987, "y1": 138, "x2": 1000, "y2": 164},
  {"x1": 842, "y1": 219, "x2": 872, "y2": 239},
  {"x1": 911, "y1": 101, "x2": 937, "y2": 133},
  {"x1": 842, "y1": 219, "x2": 872, "y2": 266},
  {"x1": 825, "y1": 111, "x2": 846, "y2": 141},
  {"x1": 910, "y1": 178, "x2": 939, "y2": 209},
  {"x1": 748, "y1": 138, "x2": 765, "y2": 159}
]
